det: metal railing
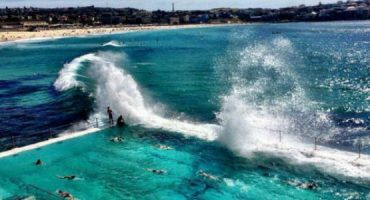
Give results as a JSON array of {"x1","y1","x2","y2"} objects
[
  {"x1": 0, "y1": 117, "x2": 115, "y2": 152},
  {"x1": 22, "y1": 184, "x2": 63, "y2": 200},
  {"x1": 1, "y1": 119, "x2": 369, "y2": 159},
  {"x1": 245, "y1": 124, "x2": 370, "y2": 159}
]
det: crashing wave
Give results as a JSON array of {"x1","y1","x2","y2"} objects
[
  {"x1": 215, "y1": 37, "x2": 370, "y2": 183},
  {"x1": 54, "y1": 51, "x2": 218, "y2": 140},
  {"x1": 54, "y1": 44, "x2": 370, "y2": 184},
  {"x1": 54, "y1": 53, "x2": 96, "y2": 91}
]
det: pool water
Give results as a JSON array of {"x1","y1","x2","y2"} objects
[{"x1": 1, "y1": 127, "x2": 367, "y2": 200}]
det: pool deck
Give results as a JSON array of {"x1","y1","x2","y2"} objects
[{"x1": 0, "y1": 128, "x2": 100, "y2": 159}]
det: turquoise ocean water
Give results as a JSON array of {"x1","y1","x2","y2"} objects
[{"x1": 0, "y1": 22, "x2": 370, "y2": 199}]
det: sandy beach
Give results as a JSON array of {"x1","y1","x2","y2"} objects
[{"x1": 0, "y1": 24, "x2": 225, "y2": 43}]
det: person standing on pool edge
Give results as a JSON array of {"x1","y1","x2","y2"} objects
[{"x1": 107, "y1": 106, "x2": 113, "y2": 125}]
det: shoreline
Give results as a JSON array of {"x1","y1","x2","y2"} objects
[{"x1": 0, "y1": 24, "x2": 233, "y2": 43}]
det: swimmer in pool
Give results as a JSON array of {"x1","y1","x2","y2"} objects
[
  {"x1": 156, "y1": 144, "x2": 173, "y2": 150},
  {"x1": 57, "y1": 190, "x2": 74, "y2": 200},
  {"x1": 285, "y1": 179, "x2": 318, "y2": 190},
  {"x1": 145, "y1": 168, "x2": 167, "y2": 174},
  {"x1": 35, "y1": 159, "x2": 42, "y2": 166},
  {"x1": 110, "y1": 136, "x2": 123, "y2": 143},
  {"x1": 198, "y1": 170, "x2": 218, "y2": 180},
  {"x1": 57, "y1": 175, "x2": 77, "y2": 180}
]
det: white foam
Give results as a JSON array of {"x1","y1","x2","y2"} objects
[
  {"x1": 216, "y1": 88, "x2": 370, "y2": 183},
  {"x1": 54, "y1": 53, "x2": 96, "y2": 91},
  {"x1": 215, "y1": 37, "x2": 370, "y2": 183},
  {"x1": 102, "y1": 40, "x2": 125, "y2": 47}
]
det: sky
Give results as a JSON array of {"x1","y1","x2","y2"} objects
[{"x1": 0, "y1": 0, "x2": 339, "y2": 10}]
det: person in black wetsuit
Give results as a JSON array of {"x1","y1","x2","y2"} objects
[
  {"x1": 57, "y1": 175, "x2": 76, "y2": 180},
  {"x1": 35, "y1": 159, "x2": 42, "y2": 166},
  {"x1": 107, "y1": 106, "x2": 113, "y2": 125},
  {"x1": 117, "y1": 115, "x2": 125, "y2": 127}
]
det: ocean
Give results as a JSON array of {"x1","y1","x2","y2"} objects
[{"x1": 0, "y1": 22, "x2": 370, "y2": 199}]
